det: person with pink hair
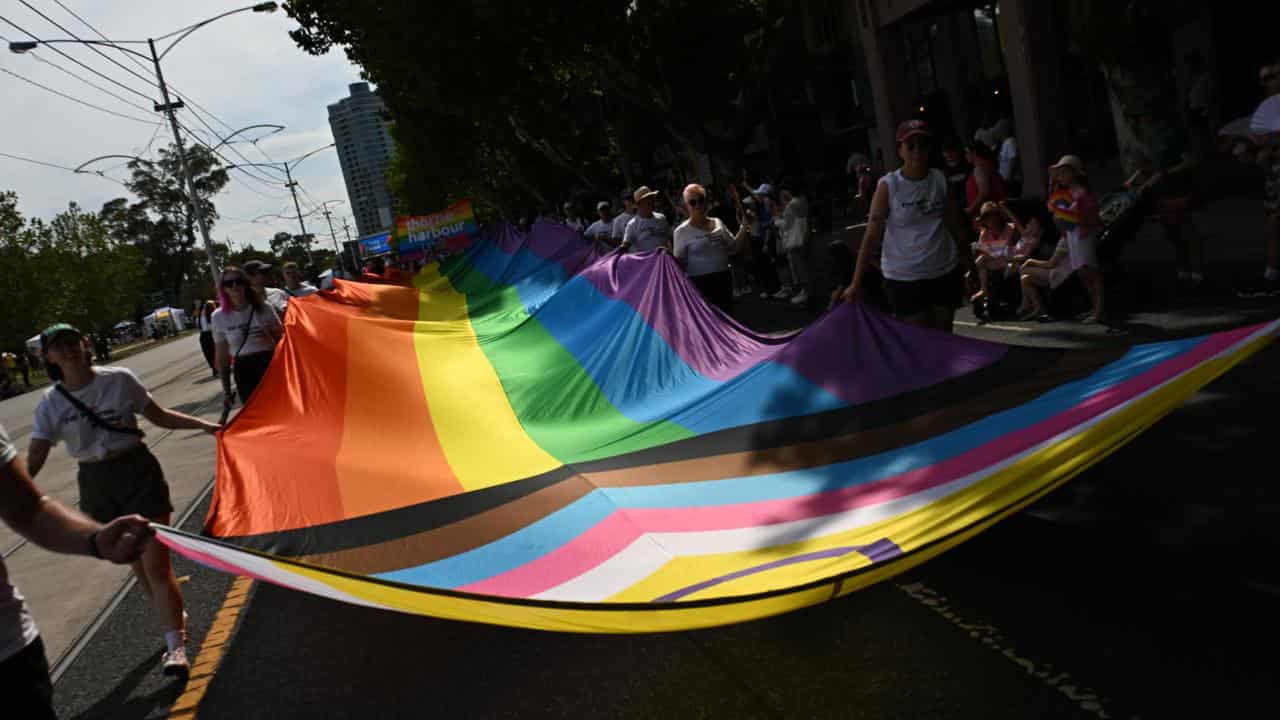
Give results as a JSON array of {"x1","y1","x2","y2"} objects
[{"x1": 211, "y1": 265, "x2": 283, "y2": 407}]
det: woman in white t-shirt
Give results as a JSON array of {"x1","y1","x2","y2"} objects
[
  {"x1": 212, "y1": 265, "x2": 284, "y2": 406},
  {"x1": 673, "y1": 183, "x2": 749, "y2": 313},
  {"x1": 26, "y1": 323, "x2": 220, "y2": 676},
  {"x1": 842, "y1": 119, "x2": 972, "y2": 332}
]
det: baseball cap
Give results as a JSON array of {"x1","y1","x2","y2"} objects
[
  {"x1": 752, "y1": 183, "x2": 773, "y2": 196},
  {"x1": 621, "y1": 188, "x2": 634, "y2": 201},
  {"x1": 40, "y1": 322, "x2": 81, "y2": 350},
  {"x1": 896, "y1": 119, "x2": 931, "y2": 144},
  {"x1": 596, "y1": 200, "x2": 611, "y2": 211},
  {"x1": 243, "y1": 259, "x2": 274, "y2": 274}
]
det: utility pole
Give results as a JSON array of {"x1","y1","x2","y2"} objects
[
  {"x1": 321, "y1": 206, "x2": 340, "y2": 253},
  {"x1": 149, "y1": 38, "x2": 219, "y2": 291},
  {"x1": 340, "y1": 217, "x2": 359, "y2": 272},
  {"x1": 282, "y1": 164, "x2": 317, "y2": 270}
]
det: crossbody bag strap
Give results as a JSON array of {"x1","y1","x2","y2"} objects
[
  {"x1": 54, "y1": 383, "x2": 145, "y2": 438},
  {"x1": 233, "y1": 307, "x2": 255, "y2": 361}
]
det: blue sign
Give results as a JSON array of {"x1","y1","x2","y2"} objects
[{"x1": 358, "y1": 231, "x2": 391, "y2": 257}]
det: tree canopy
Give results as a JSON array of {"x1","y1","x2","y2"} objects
[
  {"x1": 99, "y1": 142, "x2": 229, "y2": 303},
  {"x1": 0, "y1": 192, "x2": 145, "y2": 351},
  {"x1": 286, "y1": 0, "x2": 779, "y2": 216}
]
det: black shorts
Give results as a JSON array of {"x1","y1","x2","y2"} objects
[
  {"x1": 882, "y1": 266, "x2": 963, "y2": 319},
  {"x1": 690, "y1": 270, "x2": 733, "y2": 314},
  {"x1": 0, "y1": 637, "x2": 55, "y2": 720},
  {"x1": 77, "y1": 444, "x2": 172, "y2": 523},
  {"x1": 233, "y1": 350, "x2": 274, "y2": 404}
]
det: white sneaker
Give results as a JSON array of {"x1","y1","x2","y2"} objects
[
  {"x1": 771, "y1": 288, "x2": 793, "y2": 300},
  {"x1": 790, "y1": 290, "x2": 809, "y2": 305},
  {"x1": 162, "y1": 646, "x2": 190, "y2": 676}
]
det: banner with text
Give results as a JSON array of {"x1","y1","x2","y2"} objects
[{"x1": 393, "y1": 200, "x2": 478, "y2": 258}]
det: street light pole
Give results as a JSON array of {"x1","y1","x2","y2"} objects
[
  {"x1": 8, "y1": 3, "x2": 280, "y2": 292},
  {"x1": 149, "y1": 38, "x2": 219, "y2": 291}
]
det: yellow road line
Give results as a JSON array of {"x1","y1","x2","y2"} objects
[{"x1": 165, "y1": 576, "x2": 254, "y2": 719}]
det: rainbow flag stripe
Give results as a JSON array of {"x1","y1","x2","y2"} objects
[{"x1": 157, "y1": 220, "x2": 1279, "y2": 632}]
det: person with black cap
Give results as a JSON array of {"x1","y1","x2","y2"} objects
[
  {"x1": 212, "y1": 265, "x2": 284, "y2": 407},
  {"x1": 841, "y1": 119, "x2": 971, "y2": 332},
  {"x1": 26, "y1": 324, "x2": 220, "y2": 679},
  {"x1": 242, "y1": 259, "x2": 290, "y2": 317},
  {"x1": 1, "y1": 419, "x2": 152, "y2": 718},
  {"x1": 610, "y1": 188, "x2": 638, "y2": 247},
  {"x1": 620, "y1": 186, "x2": 673, "y2": 253},
  {"x1": 585, "y1": 201, "x2": 614, "y2": 248}
]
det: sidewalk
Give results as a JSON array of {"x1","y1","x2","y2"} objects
[{"x1": 742, "y1": 180, "x2": 1278, "y2": 342}]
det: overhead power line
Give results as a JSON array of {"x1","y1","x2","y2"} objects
[
  {"x1": 41, "y1": 0, "x2": 288, "y2": 172},
  {"x1": 0, "y1": 64, "x2": 158, "y2": 125},
  {"x1": 0, "y1": 31, "x2": 156, "y2": 117},
  {"x1": 0, "y1": 14, "x2": 154, "y2": 102},
  {"x1": 17, "y1": 0, "x2": 159, "y2": 92}
]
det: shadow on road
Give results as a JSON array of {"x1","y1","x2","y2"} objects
[{"x1": 67, "y1": 649, "x2": 183, "y2": 720}]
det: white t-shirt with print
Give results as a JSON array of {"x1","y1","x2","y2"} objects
[
  {"x1": 623, "y1": 213, "x2": 673, "y2": 253},
  {"x1": 673, "y1": 218, "x2": 734, "y2": 277},
  {"x1": 211, "y1": 304, "x2": 283, "y2": 359},
  {"x1": 585, "y1": 219, "x2": 612, "y2": 245},
  {"x1": 283, "y1": 283, "x2": 319, "y2": 299},
  {"x1": 31, "y1": 366, "x2": 150, "y2": 462},
  {"x1": 0, "y1": 423, "x2": 39, "y2": 663},
  {"x1": 610, "y1": 210, "x2": 636, "y2": 243}
]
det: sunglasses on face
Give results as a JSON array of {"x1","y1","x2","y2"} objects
[
  {"x1": 1262, "y1": 73, "x2": 1278, "y2": 84},
  {"x1": 222, "y1": 277, "x2": 248, "y2": 289},
  {"x1": 905, "y1": 141, "x2": 931, "y2": 151},
  {"x1": 686, "y1": 196, "x2": 707, "y2": 208}
]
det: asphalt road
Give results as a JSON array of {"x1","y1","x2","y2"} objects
[
  {"x1": 49, "y1": 314, "x2": 1280, "y2": 719},
  {"x1": 2, "y1": 335, "x2": 226, "y2": 665}
]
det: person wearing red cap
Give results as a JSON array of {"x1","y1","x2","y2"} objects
[{"x1": 840, "y1": 120, "x2": 971, "y2": 332}]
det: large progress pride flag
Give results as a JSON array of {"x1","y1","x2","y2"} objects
[{"x1": 159, "y1": 219, "x2": 1278, "y2": 632}]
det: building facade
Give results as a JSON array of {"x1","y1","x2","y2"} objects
[
  {"x1": 853, "y1": 0, "x2": 1276, "y2": 194},
  {"x1": 328, "y1": 82, "x2": 396, "y2": 237}
]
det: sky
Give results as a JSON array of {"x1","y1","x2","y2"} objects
[{"x1": 0, "y1": 0, "x2": 366, "y2": 251}]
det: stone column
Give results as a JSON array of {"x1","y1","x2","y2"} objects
[
  {"x1": 856, "y1": 0, "x2": 913, "y2": 167},
  {"x1": 997, "y1": 0, "x2": 1069, "y2": 196}
]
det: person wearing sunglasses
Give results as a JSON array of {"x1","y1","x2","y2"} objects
[
  {"x1": 841, "y1": 119, "x2": 971, "y2": 332},
  {"x1": 25, "y1": 323, "x2": 220, "y2": 679},
  {"x1": 673, "y1": 184, "x2": 750, "y2": 313},
  {"x1": 212, "y1": 266, "x2": 284, "y2": 408}
]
